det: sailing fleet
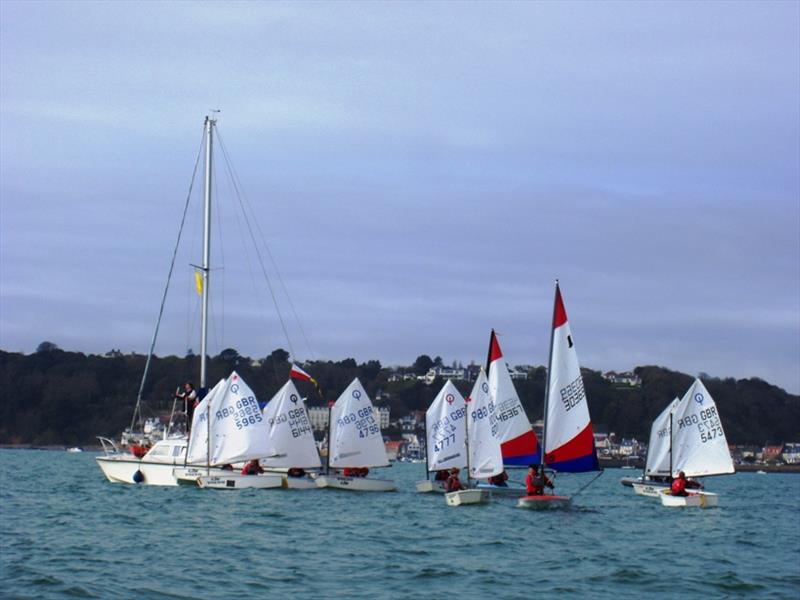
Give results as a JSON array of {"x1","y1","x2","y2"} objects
[{"x1": 96, "y1": 116, "x2": 737, "y2": 509}]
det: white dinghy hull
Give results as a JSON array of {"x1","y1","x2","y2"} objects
[
  {"x1": 445, "y1": 489, "x2": 490, "y2": 506},
  {"x1": 173, "y1": 466, "x2": 235, "y2": 485},
  {"x1": 631, "y1": 481, "x2": 670, "y2": 497},
  {"x1": 196, "y1": 474, "x2": 283, "y2": 490},
  {"x1": 659, "y1": 489, "x2": 719, "y2": 508},
  {"x1": 316, "y1": 475, "x2": 396, "y2": 492},
  {"x1": 281, "y1": 475, "x2": 318, "y2": 490},
  {"x1": 415, "y1": 480, "x2": 446, "y2": 493}
]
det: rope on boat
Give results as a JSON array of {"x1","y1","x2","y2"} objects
[
  {"x1": 216, "y1": 129, "x2": 316, "y2": 363},
  {"x1": 571, "y1": 469, "x2": 605, "y2": 498},
  {"x1": 131, "y1": 130, "x2": 205, "y2": 430}
]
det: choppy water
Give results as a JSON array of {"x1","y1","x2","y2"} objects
[{"x1": 1, "y1": 449, "x2": 799, "y2": 599}]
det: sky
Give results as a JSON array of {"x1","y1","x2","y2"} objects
[{"x1": 1, "y1": 1, "x2": 798, "y2": 393}]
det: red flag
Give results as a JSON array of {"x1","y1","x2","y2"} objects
[{"x1": 290, "y1": 364, "x2": 313, "y2": 382}]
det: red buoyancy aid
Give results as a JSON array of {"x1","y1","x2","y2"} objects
[{"x1": 671, "y1": 477, "x2": 687, "y2": 495}]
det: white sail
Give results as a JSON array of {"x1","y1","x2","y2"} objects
[
  {"x1": 644, "y1": 397, "x2": 680, "y2": 477},
  {"x1": 467, "y1": 370, "x2": 503, "y2": 479},
  {"x1": 185, "y1": 378, "x2": 227, "y2": 465},
  {"x1": 671, "y1": 378, "x2": 735, "y2": 477},
  {"x1": 329, "y1": 378, "x2": 389, "y2": 468},
  {"x1": 425, "y1": 380, "x2": 467, "y2": 472},
  {"x1": 261, "y1": 380, "x2": 321, "y2": 469},
  {"x1": 208, "y1": 371, "x2": 272, "y2": 466}
]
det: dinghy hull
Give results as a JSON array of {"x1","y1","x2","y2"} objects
[
  {"x1": 631, "y1": 481, "x2": 670, "y2": 497},
  {"x1": 415, "y1": 480, "x2": 446, "y2": 493},
  {"x1": 476, "y1": 483, "x2": 527, "y2": 496},
  {"x1": 516, "y1": 494, "x2": 571, "y2": 509},
  {"x1": 659, "y1": 489, "x2": 718, "y2": 508},
  {"x1": 281, "y1": 475, "x2": 318, "y2": 489},
  {"x1": 196, "y1": 474, "x2": 283, "y2": 489},
  {"x1": 316, "y1": 475, "x2": 396, "y2": 492},
  {"x1": 445, "y1": 489, "x2": 490, "y2": 506}
]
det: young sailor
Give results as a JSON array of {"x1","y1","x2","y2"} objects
[
  {"x1": 445, "y1": 468, "x2": 463, "y2": 492},
  {"x1": 525, "y1": 464, "x2": 554, "y2": 496}
]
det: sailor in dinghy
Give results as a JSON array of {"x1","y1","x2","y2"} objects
[
  {"x1": 416, "y1": 380, "x2": 467, "y2": 493},
  {"x1": 316, "y1": 378, "x2": 396, "y2": 492},
  {"x1": 518, "y1": 282, "x2": 601, "y2": 509}
]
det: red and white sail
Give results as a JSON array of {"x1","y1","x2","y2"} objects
[
  {"x1": 544, "y1": 283, "x2": 599, "y2": 472},
  {"x1": 487, "y1": 330, "x2": 540, "y2": 466}
]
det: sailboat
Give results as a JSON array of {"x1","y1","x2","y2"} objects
[
  {"x1": 657, "y1": 379, "x2": 735, "y2": 507},
  {"x1": 260, "y1": 379, "x2": 322, "y2": 489},
  {"x1": 629, "y1": 397, "x2": 680, "y2": 495},
  {"x1": 475, "y1": 330, "x2": 539, "y2": 496},
  {"x1": 97, "y1": 116, "x2": 220, "y2": 487},
  {"x1": 316, "y1": 378, "x2": 396, "y2": 492},
  {"x1": 416, "y1": 380, "x2": 467, "y2": 493},
  {"x1": 518, "y1": 281, "x2": 601, "y2": 509},
  {"x1": 189, "y1": 372, "x2": 282, "y2": 489},
  {"x1": 445, "y1": 370, "x2": 502, "y2": 506}
]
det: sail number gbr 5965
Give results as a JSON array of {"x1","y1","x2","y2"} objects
[{"x1": 216, "y1": 396, "x2": 263, "y2": 430}]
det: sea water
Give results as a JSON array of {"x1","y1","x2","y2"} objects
[{"x1": 1, "y1": 449, "x2": 798, "y2": 599}]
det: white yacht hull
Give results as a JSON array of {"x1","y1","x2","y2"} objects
[
  {"x1": 660, "y1": 489, "x2": 719, "y2": 508},
  {"x1": 445, "y1": 489, "x2": 490, "y2": 506},
  {"x1": 196, "y1": 474, "x2": 283, "y2": 489},
  {"x1": 415, "y1": 480, "x2": 446, "y2": 493},
  {"x1": 316, "y1": 475, "x2": 396, "y2": 492},
  {"x1": 96, "y1": 456, "x2": 182, "y2": 486}
]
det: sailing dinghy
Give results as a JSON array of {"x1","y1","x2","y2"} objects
[
  {"x1": 630, "y1": 397, "x2": 680, "y2": 496},
  {"x1": 261, "y1": 380, "x2": 321, "y2": 489},
  {"x1": 316, "y1": 379, "x2": 396, "y2": 492},
  {"x1": 518, "y1": 282, "x2": 600, "y2": 509},
  {"x1": 658, "y1": 378, "x2": 734, "y2": 508},
  {"x1": 416, "y1": 380, "x2": 467, "y2": 493},
  {"x1": 476, "y1": 331, "x2": 539, "y2": 497},
  {"x1": 444, "y1": 370, "x2": 503, "y2": 506},
  {"x1": 194, "y1": 372, "x2": 283, "y2": 490}
]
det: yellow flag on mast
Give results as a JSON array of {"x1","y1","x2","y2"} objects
[{"x1": 194, "y1": 271, "x2": 203, "y2": 296}]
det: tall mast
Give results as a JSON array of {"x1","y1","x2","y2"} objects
[
  {"x1": 669, "y1": 412, "x2": 673, "y2": 481},
  {"x1": 200, "y1": 115, "x2": 214, "y2": 389},
  {"x1": 464, "y1": 388, "x2": 471, "y2": 487},
  {"x1": 541, "y1": 280, "x2": 559, "y2": 472}
]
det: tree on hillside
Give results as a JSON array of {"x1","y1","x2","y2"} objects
[
  {"x1": 36, "y1": 341, "x2": 60, "y2": 353},
  {"x1": 413, "y1": 355, "x2": 434, "y2": 374}
]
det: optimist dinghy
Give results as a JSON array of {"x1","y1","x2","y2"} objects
[
  {"x1": 658, "y1": 379, "x2": 734, "y2": 508},
  {"x1": 317, "y1": 379, "x2": 396, "y2": 492},
  {"x1": 442, "y1": 371, "x2": 502, "y2": 507},
  {"x1": 416, "y1": 380, "x2": 468, "y2": 493}
]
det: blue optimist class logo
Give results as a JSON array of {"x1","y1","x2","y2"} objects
[
  {"x1": 694, "y1": 393, "x2": 704, "y2": 405},
  {"x1": 230, "y1": 383, "x2": 240, "y2": 393},
  {"x1": 352, "y1": 389, "x2": 362, "y2": 400},
  {"x1": 481, "y1": 382, "x2": 489, "y2": 393},
  {"x1": 289, "y1": 394, "x2": 298, "y2": 404}
]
